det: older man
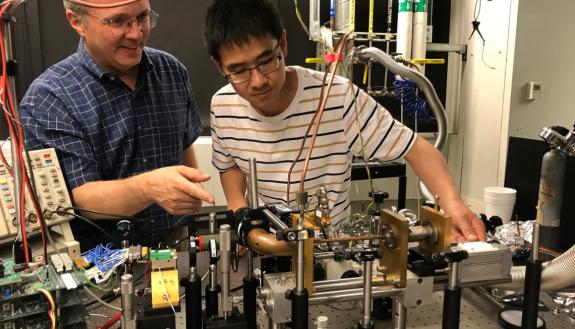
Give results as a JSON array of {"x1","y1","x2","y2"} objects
[{"x1": 20, "y1": 0, "x2": 213, "y2": 246}]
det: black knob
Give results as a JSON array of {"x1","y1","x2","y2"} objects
[{"x1": 369, "y1": 191, "x2": 389, "y2": 204}]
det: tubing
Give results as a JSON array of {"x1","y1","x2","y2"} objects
[
  {"x1": 356, "y1": 46, "x2": 447, "y2": 202},
  {"x1": 246, "y1": 228, "x2": 295, "y2": 256},
  {"x1": 491, "y1": 242, "x2": 575, "y2": 291}
]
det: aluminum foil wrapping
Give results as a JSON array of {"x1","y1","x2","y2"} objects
[
  {"x1": 493, "y1": 220, "x2": 535, "y2": 246},
  {"x1": 550, "y1": 291, "x2": 575, "y2": 320}
]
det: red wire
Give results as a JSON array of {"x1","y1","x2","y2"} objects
[
  {"x1": 0, "y1": 1, "x2": 31, "y2": 264},
  {"x1": 97, "y1": 311, "x2": 122, "y2": 329}
]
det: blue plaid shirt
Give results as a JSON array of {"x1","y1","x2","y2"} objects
[{"x1": 20, "y1": 40, "x2": 202, "y2": 245}]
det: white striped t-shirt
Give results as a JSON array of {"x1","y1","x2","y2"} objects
[{"x1": 210, "y1": 66, "x2": 415, "y2": 226}]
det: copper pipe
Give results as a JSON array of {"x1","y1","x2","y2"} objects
[
  {"x1": 314, "y1": 235, "x2": 385, "y2": 244},
  {"x1": 286, "y1": 70, "x2": 329, "y2": 202},
  {"x1": 299, "y1": 32, "x2": 353, "y2": 193},
  {"x1": 246, "y1": 228, "x2": 296, "y2": 256}
]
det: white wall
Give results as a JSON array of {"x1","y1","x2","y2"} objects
[
  {"x1": 451, "y1": 0, "x2": 519, "y2": 212},
  {"x1": 193, "y1": 137, "x2": 227, "y2": 207},
  {"x1": 508, "y1": 0, "x2": 575, "y2": 140}
]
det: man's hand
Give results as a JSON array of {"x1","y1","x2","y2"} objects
[
  {"x1": 444, "y1": 204, "x2": 486, "y2": 242},
  {"x1": 144, "y1": 165, "x2": 215, "y2": 214}
]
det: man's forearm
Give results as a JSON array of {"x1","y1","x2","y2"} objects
[
  {"x1": 72, "y1": 173, "x2": 153, "y2": 219},
  {"x1": 220, "y1": 167, "x2": 248, "y2": 211},
  {"x1": 405, "y1": 137, "x2": 462, "y2": 208}
]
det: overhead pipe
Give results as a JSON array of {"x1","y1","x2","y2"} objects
[{"x1": 356, "y1": 46, "x2": 447, "y2": 202}]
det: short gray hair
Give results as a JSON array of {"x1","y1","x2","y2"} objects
[{"x1": 63, "y1": 0, "x2": 86, "y2": 16}]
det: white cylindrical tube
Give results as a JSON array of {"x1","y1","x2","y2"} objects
[
  {"x1": 396, "y1": 0, "x2": 413, "y2": 59},
  {"x1": 309, "y1": 0, "x2": 321, "y2": 41},
  {"x1": 412, "y1": 0, "x2": 428, "y2": 73}
]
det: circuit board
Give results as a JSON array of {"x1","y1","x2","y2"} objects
[{"x1": 0, "y1": 259, "x2": 87, "y2": 328}]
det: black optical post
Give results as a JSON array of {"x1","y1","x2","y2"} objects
[
  {"x1": 442, "y1": 250, "x2": 468, "y2": 329},
  {"x1": 205, "y1": 239, "x2": 221, "y2": 320},
  {"x1": 182, "y1": 239, "x2": 202, "y2": 329},
  {"x1": 521, "y1": 222, "x2": 545, "y2": 329}
]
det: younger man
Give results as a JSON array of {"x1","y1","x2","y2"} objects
[{"x1": 204, "y1": 0, "x2": 485, "y2": 241}]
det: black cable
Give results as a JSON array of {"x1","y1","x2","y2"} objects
[
  {"x1": 230, "y1": 284, "x2": 243, "y2": 293},
  {"x1": 63, "y1": 206, "x2": 132, "y2": 220},
  {"x1": 55, "y1": 210, "x2": 113, "y2": 241},
  {"x1": 472, "y1": 0, "x2": 495, "y2": 70}
]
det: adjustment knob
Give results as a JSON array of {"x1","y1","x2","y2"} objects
[{"x1": 369, "y1": 191, "x2": 389, "y2": 204}]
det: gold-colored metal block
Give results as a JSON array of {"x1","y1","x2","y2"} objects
[
  {"x1": 151, "y1": 269, "x2": 179, "y2": 309},
  {"x1": 379, "y1": 209, "x2": 409, "y2": 288},
  {"x1": 418, "y1": 206, "x2": 451, "y2": 253}
]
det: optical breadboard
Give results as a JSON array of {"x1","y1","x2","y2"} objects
[{"x1": 0, "y1": 148, "x2": 74, "y2": 239}]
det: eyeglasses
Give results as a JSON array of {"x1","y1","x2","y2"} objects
[
  {"x1": 223, "y1": 45, "x2": 283, "y2": 84},
  {"x1": 85, "y1": 10, "x2": 159, "y2": 33}
]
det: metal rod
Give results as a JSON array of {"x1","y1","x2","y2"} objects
[
  {"x1": 314, "y1": 235, "x2": 386, "y2": 244},
  {"x1": 472, "y1": 286, "x2": 504, "y2": 309},
  {"x1": 314, "y1": 276, "x2": 381, "y2": 287},
  {"x1": 308, "y1": 286, "x2": 404, "y2": 306},
  {"x1": 263, "y1": 208, "x2": 289, "y2": 231},
  {"x1": 314, "y1": 252, "x2": 335, "y2": 260},
  {"x1": 247, "y1": 158, "x2": 259, "y2": 280},
  {"x1": 531, "y1": 222, "x2": 540, "y2": 261},
  {"x1": 247, "y1": 250, "x2": 254, "y2": 280},
  {"x1": 313, "y1": 277, "x2": 386, "y2": 293},
  {"x1": 448, "y1": 262, "x2": 459, "y2": 289},
  {"x1": 220, "y1": 224, "x2": 231, "y2": 319},
  {"x1": 392, "y1": 297, "x2": 407, "y2": 329},
  {"x1": 248, "y1": 158, "x2": 259, "y2": 209},
  {"x1": 296, "y1": 239, "x2": 304, "y2": 293},
  {"x1": 209, "y1": 212, "x2": 217, "y2": 234},
  {"x1": 120, "y1": 274, "x2": 134, "y2": 329},
  {"x1": 362, "y1": 261, "x2": 373, "y2": 327},
  {"x1": 208, "y1": 264, "x2": 217, "y2": 289}
]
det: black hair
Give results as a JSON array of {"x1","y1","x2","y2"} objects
[{"x1": 204, "y1": 0, "x2": 284, "y2": 62}]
